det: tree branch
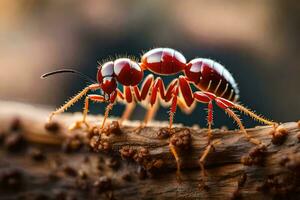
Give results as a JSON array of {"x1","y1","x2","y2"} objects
[{"x1": 0, "y1": 101, "x2": 300, "y2": 199}]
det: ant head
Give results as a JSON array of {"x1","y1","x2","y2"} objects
[
  {"x1": 97, "y1": 58, "x2": 144, "y2": 94},
  {"x1": 113, "y1": 58, "x2": 143, "y2": 86},
  {"x1": 97, "y1": 61, "x2": 117, "y2": 95}
]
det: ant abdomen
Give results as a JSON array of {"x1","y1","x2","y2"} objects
[{"x1": 185, "y1": 58, "x2": 240, "y2": 102}]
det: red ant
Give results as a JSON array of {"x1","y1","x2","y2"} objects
[{"x1": 42, "y1": 48, "x2": 278, "y2": 178}]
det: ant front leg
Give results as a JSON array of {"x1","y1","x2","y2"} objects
[
  {"x1": 100, "y1": 103, "x2": 114, "y2": 130},
  {"x1": 48, "y1": 84, "x2": 100, "y2": 123},
  {"x1": 69, "y1": 94, "x2": 105, "y2": 131},
  {"x1": 99, "y1": 91, "x2": 118, "y2": 130}
]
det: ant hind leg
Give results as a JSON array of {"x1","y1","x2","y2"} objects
[
  {"x1": 215, "y1": 97, "x2": 263, "y2": 145},
  {"x1": 233, "y1": 104, "x2": 277, "y2": 127},
  {"x1": 225, "y1": 108, "x2": 262, "y2": 145},
  {"x1": 233, "y1": 104, "x2": 279, "y2": 134}
]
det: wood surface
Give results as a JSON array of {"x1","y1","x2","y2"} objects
[{"x1": 0, "y1": 101, "x2": 300, "y2": 200}]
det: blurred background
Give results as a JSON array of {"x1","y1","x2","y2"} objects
[{"x1": 0, "y1": 0, "x2": 299, "y2": 128}]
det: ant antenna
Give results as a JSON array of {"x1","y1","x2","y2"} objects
[{"x1": 41, "y1": 69, "x2": 97, "y2": 84}]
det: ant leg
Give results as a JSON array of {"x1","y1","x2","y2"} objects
[
  {"x1": 114, "y1": 88, "x2": 134, "y2": 126},
  {"x1": 215, "y1": 97, "x2": 263, "y2": 145},
  {"x1": 132, "y1": 101, "x2": 160, "y2": 133},
  {"x1": 48, "y1": 84, "x2": 100, "y2": 122},
  {"x1": 117, "y1": 86, "x2": 139, "y2": 128},
  {"x1": 150, "y1": 77, "x2": 166, "y2": 105},
  {"x1": 134, "y1": 77, "x2": 164, "y2": 130},
  {"x1": 199, "y1": 139, "x2": 221, "y2": 184},
  {"x1": 133, "y1": 74, "x2": 154, "y2": 101},
  {"x1": 233, "y1": 104, "x2": 278, "y2": 127},
  {"x1": 100, "y1": 103, "x2": 114, "y2": 130},
  {"x1": 199, "y1": 103, "x2": 214, "y2": 178},
  {"x1": 199, "y1": 144, "x2": 212, "y2": 177},
  {"x1": 119, "y1": 102, "x2": 136, "y2": 125},
  {"x1": 143, "y1": 101, "x2": 159, "y2": 126},
  {"x1": 207, "y1": 101, "x2": 213, "y2": 143},
  {"x1": 178, "y1": 77, "x2": 215, "y2": 142},
  {"x1": 130, "y1": 75, "x2": 155, "y2": 129},
  {"x1": 169, "y1": 89, "x2": 178, "y2": 129},
  {"x1": 193, "y1": 92, "x2": 215, "y2": 177},
  {"x1": 69, "y1": 94, "x2": 105, "y2": 131},
  {"x1": 168, "y1": 91, "x2": 183, "y2": 181},
  {"x1": 169, "y1": 143, "x2": 181, "y2": 182},
  {"x1": 177, "y1": 96, "x2": 196, "y2": 115},
  {"x1": 194, "y1": 92, "x2": 213, "y2": 142},
  {"x1": 178, "y1": 76, "x2": 194, "y2": 107},
  {"x1": 68, "y1": 96, "x2": 90, "y2": 131},
  {"x1": 177, "y1": 78, "x2": 216, "y2": 177},
  {"x1": 225, "y1": 108, "x2": 262, "y2": 145}
]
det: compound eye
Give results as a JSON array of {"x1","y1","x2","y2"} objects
[
  {"x1": 101, "y1": 77, "x2": 117, "y2": 95},
  {"x1": 114, "y1": 59, "x2": 143, "y2": 86}
]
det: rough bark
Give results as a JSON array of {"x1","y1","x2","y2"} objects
[{"x1": 0, "y1": 101, "x2": 300, "y2": 200}]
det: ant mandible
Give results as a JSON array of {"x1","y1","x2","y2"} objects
[{"x1": 42, "y1": 48, "x2": 278, "y2": 178}]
